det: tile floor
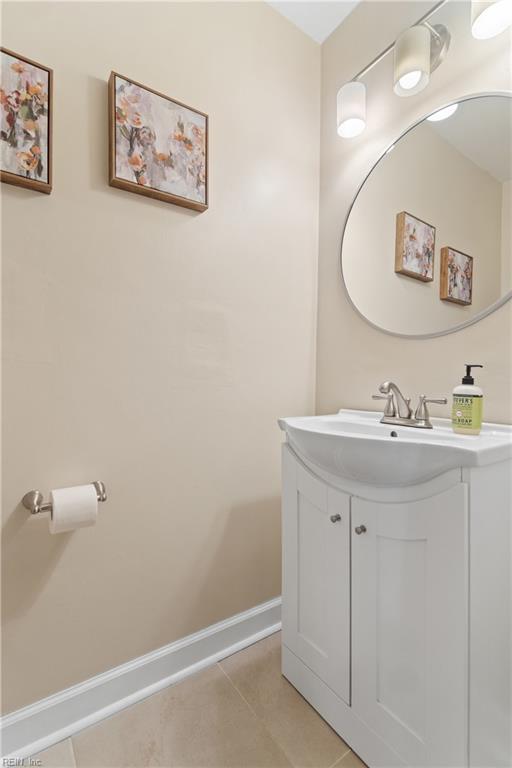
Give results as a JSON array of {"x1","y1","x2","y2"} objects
[{"x1": 32, "y1": 632, "x2": 367, "y2": 768}]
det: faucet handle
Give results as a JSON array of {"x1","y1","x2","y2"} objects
[
  {"x1": 414, "y1": 395, "x2": 448, "y2": 423},
  {"x1": 372, "y1": 393, "x2": 396, "y2": 417}
]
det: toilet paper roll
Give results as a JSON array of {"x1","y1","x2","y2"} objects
[{"x1": 49, "y1": 484, "x2": 98, "y2": 534}]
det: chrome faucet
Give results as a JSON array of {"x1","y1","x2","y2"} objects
[
  {"x1": 372, "y1": 382, "x2": 447, "y2": 429},
  {"x1": 378, "y1": 381, "x2": 412, "y2": 419}
]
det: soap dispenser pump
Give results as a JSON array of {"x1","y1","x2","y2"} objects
[{"x1": 452, "y1": 364, "x2": 483, "y2": 435}]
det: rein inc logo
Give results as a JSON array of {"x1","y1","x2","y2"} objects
[{"x1": 3, "y1": 760, "x2": 42, "y2": 767}]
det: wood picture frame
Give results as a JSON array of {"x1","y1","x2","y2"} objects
[
  {"x1": 440, "y1": 247, "x2": 473, "y2": 306},
  {"x1": 395, "y1": 211, "x2": 435, "y2": 282},
  {"x1": 0, "y1": 47, "x2": 52, "y2": 194},
  {"x1": 108, "y1": 72, "x2": 208, "y2": 212}
]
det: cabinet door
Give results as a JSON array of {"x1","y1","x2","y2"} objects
[
  {"x1": 352, "y1": 484, "x2": 468, "y2": 768},
  {"x1": 282, "y1": 446, "x2": 350, "y2": 704}
]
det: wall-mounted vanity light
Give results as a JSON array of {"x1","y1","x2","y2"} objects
[
  {"x1": 471, "y1": 0, "x2": 512, "y2": 39},
  {"x1": 336, "y1": 0, "x2": 510, "y2": 138},
  {"x1": 336, "y1": 1, "x2": 452, "y2": 138},
  {"x1": 393, "y1": 22, "x2": 451, "y2": 97},
  {"x1": 337, "y1": 81, "x2": 366, "y2": 138},
  {"x1": 393, "y1": 25, "x2": 431, "y2": 96}
]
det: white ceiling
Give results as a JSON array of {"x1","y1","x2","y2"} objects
[{"x1": 267, "y1": 1, "x2": 360, "y2": 43}]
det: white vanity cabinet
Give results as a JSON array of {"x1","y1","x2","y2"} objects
[
  {"x1": 281, "y1": 437, "x2": 511, "y2": 768},
  {"x1": 351, "y1": 488, "x2": 468, "y2": 768},
  {"x1": 282, "y1": 452, "x2": 351, "y2": 705}
]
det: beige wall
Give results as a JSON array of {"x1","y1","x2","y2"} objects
[
  {"x1": 3, "y1": 0, "x2": 511, "y2": 718},
  {"x1": 343, "y1": 121, "x2": 503, "y2": 335},
  {"x1": 1, "y1": 2, "x2": 320, "y2": 712},
  {"x1": 317, "y1": 0, "x2": 512, "y2": 422}
]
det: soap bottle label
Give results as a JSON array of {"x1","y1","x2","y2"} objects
[{"x1": 452, "y1": 395, "x2": 483, "y2": 431}]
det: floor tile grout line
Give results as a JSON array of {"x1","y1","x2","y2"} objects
[
  {"x1": 218, "y1": 657, "x2": 352, "y2": 768},
  {"x1": 327, "y1": 745, "x2": 353, "y2": 768},
  {"x1": 217, "y1": 648, "x2": 352, "y2": 768},
  {"x1": 216, "y1": 662, "x2": 264, "y2": 723},
  {"x1": 216, "y1": 662, "x2": 293, "y2": 766}
]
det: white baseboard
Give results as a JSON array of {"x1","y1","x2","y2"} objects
[{"x1": 1, "y1": 597, "x2": 281, "y2": 760}]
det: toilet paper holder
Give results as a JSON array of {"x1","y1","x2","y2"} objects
[{"x1": 22, "y1": 481, "x2": 107, "y2": 515}]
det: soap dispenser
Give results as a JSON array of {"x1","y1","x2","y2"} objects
[{"x1": 452, "y1": 364, "x2": 483, "y2": 435}]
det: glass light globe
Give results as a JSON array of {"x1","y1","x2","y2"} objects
[
  {"x1": 398, "y1": 70, "x2": 422, "y2": 91},
  {"x1": 472, "y1": 0, "x2": 512, "y2": 39},
  {"x1": 427, "y1": 104, "x2": 459, "y2": 122},
  {"x1": 337, "y1": 118, "x2": 366, "y2": 138}
]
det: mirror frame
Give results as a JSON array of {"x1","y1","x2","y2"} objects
[{"x1": 339, "y1": 91, "x2": 512, "y2": 339}]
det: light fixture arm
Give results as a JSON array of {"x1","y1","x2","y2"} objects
[
  {"x1": 423, "y1": 21, "x2": 442, "y2": 39},
  {"x1": 347, "y1": 0, "x2": 448, "y2": 85}
]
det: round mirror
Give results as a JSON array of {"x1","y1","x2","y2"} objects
[{"x1": 341, "y1": 94, "x2": 512, "y2": 337}]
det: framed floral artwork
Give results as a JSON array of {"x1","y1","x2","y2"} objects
[
  {"x1": 0, "y1": 48, "x2": 52, "y2": 193},
  {"x1": 440, "y1": 247, "x2": 473, "y2": 306},
  {"x1": 108, "y1": 72, "x2": 208, "y2": 212},
  {"x1": 395, "y1": 211, "x2": 435, "y2": 282}
]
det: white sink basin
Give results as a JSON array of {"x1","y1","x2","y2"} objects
[{"x1": 279, "y1": 409, "x2": 512, "y2": 487}]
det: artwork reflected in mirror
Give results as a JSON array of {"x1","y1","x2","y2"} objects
[
  {"x1": 395, "y1": 211, "x2": 435, "y2": 281},
  {"x1": 440, "y1": 247, "x2": 473, "y2": 306},
  {"x1": 341, "y1": 94, "x2": 511, "y2": 336},
  {"x1": 0, "y1": 48, "x2": 52, "y2": 193}
]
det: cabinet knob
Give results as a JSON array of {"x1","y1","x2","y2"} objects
[
  {"x1": 330, "y1": 514, "x2": 341, "y2": 523},
  {"x1": 355, "y1": 525, "x2": 367, "y2": 535}
]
